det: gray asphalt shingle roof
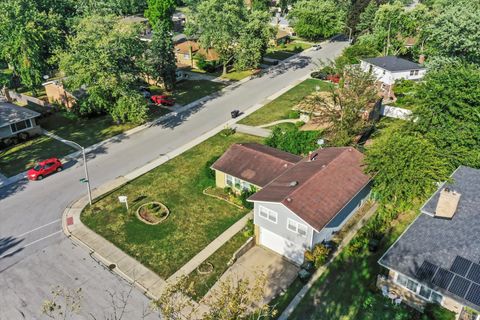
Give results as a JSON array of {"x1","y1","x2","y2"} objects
[
  {"x1": 361, "y1": 56, "x2": 425, "y2": 72},
  {"x1": 379, "y1": 166, "x2": 480, "y2": 311},
  {"x1": 0, "y1": 101, "x2": 40, "y2": 128}
]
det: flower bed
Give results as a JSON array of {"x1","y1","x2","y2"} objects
[{"x1": 136, "y1": 202, "x2": 169, "y2": 225}]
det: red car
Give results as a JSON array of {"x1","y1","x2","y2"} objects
[
  {"x1": 27, "y1": 158, "x2": 63, "y2": 181},
  {"x1": 326, "y1": 74, "x2": 341, "y2": 84},
  {"x1": 150, "y1": 95, "x2": 175, "y2": 106}
]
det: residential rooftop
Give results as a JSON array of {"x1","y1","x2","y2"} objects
[
  {"x1": 249, "y1": 147, "x2": 371, "y2": 231},
  {"x1": 0, "y1": 101, "x2": 40, "y2": 127},
  {"x1": 379, "y1": 166, "x2": 480, "y2": 312},
  {"x1": 361, "y1": 56, "x2": 425, "y2": 72}
]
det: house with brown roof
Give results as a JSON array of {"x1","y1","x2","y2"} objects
[
  {"x1": 174, "y1": 40, "x2": 219, "y2": 69},
  {"x1": 212, "y1": 143, "x2": 372, "y2": 264}
]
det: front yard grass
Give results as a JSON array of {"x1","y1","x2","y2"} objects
[
  {"x1": 186, "y1": 229, "x2": 251, "y2": 301},
  {"x1": 81, "y1": 131, "x2": 262, "y2": 279},
  {"x1": 221, "y1": 69, "x2": 254, "y2": 81},
  {"x1": 265, "y1": 42, "x2": 312, "y2": 61},
  {"x1": 173, "y1": 80, "x2": 226, "y2": 105},
  {"x1": 0, "y1": 136, "x2": 75, "y2": 177},
  {"x1": 239, "y1": 79, "x2": 331, "y2": 127}
]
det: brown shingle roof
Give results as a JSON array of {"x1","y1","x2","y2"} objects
[
  {"x1": 249, "y1": 147, "x2": 371, "y2": 230},
  {"x1": 211, "y1": 143, "x2": 302, "y2": 188},
  {"x1": 175, "y1": 40, "x2": 219, "y2": 61}
]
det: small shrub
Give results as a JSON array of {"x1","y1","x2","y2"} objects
[
  {"x1": 423, "y1": 304, "x2": 456, "y2": 320},
  {"x1": 287, "y1": 110, "x2": 300, "y2": 119},
  {"x1": 304, "y1": 243, "x2": 331, "y2": 268},
  {"x1": 220, "y1": 128, "x2": 236, "y2": 136},
  {"x1": 223, "y1": 187, "x2": 233, "y2": 195},
  {"x1": 320, "y1": 65, "x2": 336, "y2": 75},
  {"x1": 240, "y1": 187, "x2": 256, "y2": 209},
  {"x1": 243, "y1": 219, "x2": 254, "y2": 237},
  {"x1": 204, "y1": 155, "x2": 220, "y2": 181},
  {"x1": 295, "y1": 121, "x2": 305, "y2": 128},
  {"x1": 195, "y1": 53, "x2": 207, "y2": 71}
]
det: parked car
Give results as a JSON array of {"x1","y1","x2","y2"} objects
[
  {"x1": 27, "y1": 158, "x2": 63, "y2": 181},
  {"x1": 326, "y1": 74, "x2": 341, "y2": 83},
  {"x1": 140, "y1": 87, "x2": 151, "y2": 98},
  {"x1": 150, "y1": 95, "x2": 175, "y2": 106},
  {"x1": 312, "y1": 44, "x2": 322, "y2": 51},
  {"x1": 310, "y1": 71, "x2": 328, "y2": 80}
]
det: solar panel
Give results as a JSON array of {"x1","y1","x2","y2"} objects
[
  {"x1": 465, "y1": 283, "x2": 480, "y2": 307},
  {"x1": 432, "y1": 268, "x2": 454, "y2": 289},
  {"x1": 417, "y1": 261, "x2": 439, "y2": 282},
  {"x1": 467, "y1": 263, "x2": 480, "y2": 284},
  {"x1": 451, "y1": 256, "x2": 473, "y2": 277},
  {"x1": 448, "y1": 275, "x2": 471, "y2": 298}
]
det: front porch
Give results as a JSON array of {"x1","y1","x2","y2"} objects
[{"x1": 376, "y1": 274, "x2": 426, "y2": 312}]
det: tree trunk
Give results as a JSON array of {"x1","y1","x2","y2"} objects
[{"x1": 222, "y1": 62, "x2": 227, "y2": 76}]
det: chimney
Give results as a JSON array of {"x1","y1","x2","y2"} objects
[
  {"x1": 435, "y1": 188, "x2": 461, "y2": 219},
  {"x1": 418, "y1": 54, "x2": 425, "y2": 65}
]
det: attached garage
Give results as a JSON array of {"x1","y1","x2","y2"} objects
[{"x1": 259, "y1": 227, "x2": 305, "y2": 265}]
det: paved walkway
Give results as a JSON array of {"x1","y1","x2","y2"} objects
[
  {"x1": 278, "y1": 203, "x2": 379, "y2": 320},
  {"x1": 257, "y1": 118, "x2": 300, "y2": 128},
  {"x1": 232, "y1": 124, "x2": 272, "y2": 137},
  {"x1": 167, "y1": 212, "x2": 253, "y2": 284}
]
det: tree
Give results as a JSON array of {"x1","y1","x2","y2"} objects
[
  {"x1": 356, "y1": 0, "x2": 378, "y2": 35},
  {"x1": 145, "y1": 22, "x2": 177, "y2": 90},
  {"x1": 423, "y1": 0, "x2": 480, "y2": 65},
  {"x1": 234, "y1": 11, "x2": 274, "y2": 71},
  {"x1": 251, "y1": 0, "x2": 269, "y2": 12},
  {"x1": 411, "y1": 63, "x2": 480, "y2": 168},
  {"x1": 289, "y1": 0, "x2": 346, "y2": 40},
  {"x1": 334, "y1": 42, "x2": 380, "y2": 70},
  {"x1": 302, "y1": 66, "x2": 378, "y2": 145},
  {"x1": 58, "y1": 15, "x2": 147, "y2": 123},
  {"x1": 145, "y1": 0, "x2": 176, "y2": 29},
  {"x1": 365, "y1": 130, "x2": 450, "y2": 208},
  {"x1": 186, "y1": 0, "x2": 273, "y2": 75},
  {"x1": 0, "y1": 0, "x2": 61, "y2": 90},
  {"x1": 266, "y1": 127, "x2": 321, "y2": 155}
]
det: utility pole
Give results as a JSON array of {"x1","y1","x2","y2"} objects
[{"x1": 65, "y1": 140, "x2": 92, "y2": 206}]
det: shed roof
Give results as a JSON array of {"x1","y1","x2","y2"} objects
[
  {"x1": 0, "y1": 101, "x2": 40, "y2": 128},
  {"x1": 249, "y1": 147, "x2": 371, "y2": 230},
  {"x1": 379, "y1": 166, "x2": 480, "y2": 312},
  {"x1": 211, "y1": 143, "x2": 302, "y2": 188},
  {"x1": 361, "y1": 56, "x2": 425, "y2": 72}
]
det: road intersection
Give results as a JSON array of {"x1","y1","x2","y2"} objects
[{"x1": 0, "y1": 41, "x2": 348, "y2": 319}]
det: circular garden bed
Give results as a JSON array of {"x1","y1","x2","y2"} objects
[
  {"x1": 136, "y1": 202, "x2": 169, "y2": 225},
  {"x1": 197, "y1": 262, "x2": 214, "y2": 275}
]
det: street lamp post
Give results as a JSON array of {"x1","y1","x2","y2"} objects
[
  {"x1": 346, "y1": 26, "x2": 353, "y2": 43},
  {"x1": 65, "y1": 140, "x2": 92, "y2": 206}
]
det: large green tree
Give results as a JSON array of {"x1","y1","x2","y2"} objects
[
  {"x1": 411, "y1": 63, "x2": 480, "y2": 168},
  {"x1": 365, "y1": 130, "x2": 450, "y2": 208},
  {"x1": 423, "y1": 0, "x2": 480, "y2": 65},
  {"x1": 186, "y1": 0, "x2": 273, "y2": 75},
  {"x1": 145, "y1": 0, "x2": 176, "y2": 29},
  {"x1": 0, "y1": 0, "x2": 61, "y2": 90},
  {"x1": 289, "y1": 0, "x2": 346, "y2": 40},
  {"x1": 58, "y1": 15, "x2": 147, "y2": 123}
]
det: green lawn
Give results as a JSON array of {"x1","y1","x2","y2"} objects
[
  {"x1": 81, "y1": 131, "x2": 262, "y2": 279},
  {"x1": 186, "y1": 229, "x2": 251, "y2": 301},
  {"x1": 265, "y1": 42, "x2": 312, "y2": 61},
  {"x1": 0, "y1": 136, "x2": 75, "y2": 177},
  {"x1": 288, "y1": 209, "x2": 422, "y2": 320},
  {"x1": 221, "y1": 69, "x2": 254, "y2": 81},
  {"x1": 239, "y1": 79, "x2": 331, "y2": 126},
  {"x1": 174, "y1": 80, "x2": 226, "y2": 105}
]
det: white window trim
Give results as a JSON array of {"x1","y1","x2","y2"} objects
[
  {"x1": 258, "y1": 206, "x2": 278, "y2": 224},
  {"x1": 287, "y1": 218, "x2": 308, "y2": 237},
  {"x1": 395, "y1": 272, "x2": 443, "y2": 304},
  {"x1": 10, "y1": 118, "x2": 32, "y2": 134},
  {"x1": 225, "y1": 174, "x2": 233, "y2": 187}
]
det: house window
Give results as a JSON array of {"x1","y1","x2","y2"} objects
[
  {"x1": 10, "y1": 119, "x2": 32, "y2": 133},
  {"x1": 419, "y1": 285, "x2": 432, "y2": 299},
  {"x1": 240, "y1": 180, "x2": 250, "y2": 191},
  {"x1": 226, "y1": 174, "x2": 233, "y2": 187},
  {"x1": 396, "y1": 273, "x2": 443, "y2": 304},
  {"x1": 287, "y1": 218, "x2": 307, "y2": 237},
  {"x1": 259, "y1": 206, "x2": 277, "y2": 223},
  {"x1": 431, "y1": 291, "x2": 443, "y2": 304},
  {"x1": 396, "y1": 274, "x2": 418, "y2": 292},
  {"x1": 410, "y1": 70, "x2": 419, "y2": 76},
  {"x1": 183, "y1": 53, "x2": 190, "y2": 59}
]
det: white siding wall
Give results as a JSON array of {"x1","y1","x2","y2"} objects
[{"x1": 360, "y1": 61, "x2": 426, "y2": 85}]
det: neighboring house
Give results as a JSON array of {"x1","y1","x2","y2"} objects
[
  {"x1": 360, "y1": 56, "x2": 426, "y2": 101},
  {"x1": 270, "y1": 13, "x2": 295, "y2": 36},
  {"x1": 378, "y1": 166, "x2": 480, "y2": 317},
  {"x1": 174, "y1": 40, "x2": 219, "y2": 69},
  {"x1": 43, "y1": 80, "x2": 82, "y2": 109},
  {"x1": 212, "y1": 143, "x2": 372, "y2": 265},
  {"x1": 0, "y1": 101, "x2": 41, "y2": 145},
  {"x1": 273, "y1": 29, "x2": 291, "y2": 46}
]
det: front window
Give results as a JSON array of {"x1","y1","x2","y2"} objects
[
  {"x1": 287, "y1": 218, "x2": 308, "y2": 237},
  {"x1": 396, "y1": 273, "x2": 443, "y2": 304},
  {"x1": 226, "y1": 174, "x2": 233, "y2": 187},
  {"x1": 410, "y1": 70, "x2": 419, "y2": 76},
  {"x1": 10, "y1": 119, "x2": 32, "y2": 133},
  {"x1": 431, "y1": 291, "x2": 443, "y2": 304},
  {"x1": 419, "y1": 285, "x2": 432, "y2": 299},
  {"x1": 259, "y1": 206, "x2": 277, "y2": 223}
]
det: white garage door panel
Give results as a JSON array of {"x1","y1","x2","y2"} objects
[{"x1": 259, "y1": 227, "x2": 304, "y2": 264}]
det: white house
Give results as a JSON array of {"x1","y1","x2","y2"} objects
[{"x1": 360, "y1": 56, "x2": 426, "y2": 101}]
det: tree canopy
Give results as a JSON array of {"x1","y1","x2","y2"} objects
[
  {"x1": 289, "y1": 0, "x2": 346, "y2": 40},
  {"x1": 58, "y1": 15, "x2": 147, "y2": 123},
  {"x1": 145, "y1": 0, "x2": 177, "y2": 29}
]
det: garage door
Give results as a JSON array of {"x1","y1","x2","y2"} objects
[{"x1": 259, "y1": 227, "x2": 304, "y2": 265}]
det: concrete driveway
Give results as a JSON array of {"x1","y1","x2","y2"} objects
[{"x1": 204, "y1": 246, "x2": 299, "y2": 305}]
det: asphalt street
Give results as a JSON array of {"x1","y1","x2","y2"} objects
[{"x1": 0, "y1": 41, "x2": 348, "y2": 319}]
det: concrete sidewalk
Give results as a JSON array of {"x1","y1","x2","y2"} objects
[
  {"x1": 232, "y1": 124, "x2": 272, "y2": 137},
  {"x1": 278, "y1": 203, "x2": 379, "y2": 320}
]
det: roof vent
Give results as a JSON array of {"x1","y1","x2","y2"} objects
[
  {"x1": 289, "y1": 181, "x2": 298, "y2": 187},
  {"x1": 435, "y1": 188, "x2": 461, "y2": 219},
  {"x1": 309, "y1": 152, "x2": 318, "y2": 161},
  {"x1": 286, "y1": 197, "x2": 292, "y2": 202}
]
